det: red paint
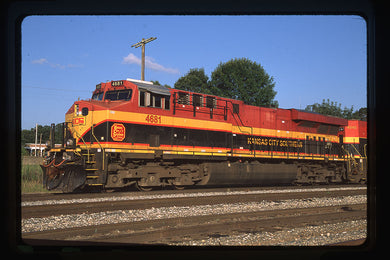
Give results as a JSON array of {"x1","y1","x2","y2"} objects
[{"x1": 69, "y1": 79, "x2": 367, "y2": 145}]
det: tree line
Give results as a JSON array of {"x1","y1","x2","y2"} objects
[
  {"x1": 155, "y1": 57, "x2": 366, "y2": 121},
  {"x1": 22, "y1": 124, "x2": 63, "y2": 147},
  {"x1": 304, "y1": 99, "x2": 367, "y2": 121},
  {"x1": 173, "y1": 58, "x2": 279, "y2": 108}
]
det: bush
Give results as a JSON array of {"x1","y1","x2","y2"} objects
[{"x1": 21, "y1": 164, "x2": 48, "y2": 193}]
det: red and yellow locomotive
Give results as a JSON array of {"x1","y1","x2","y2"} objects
[{"x1": 41, "y1": 79, "x2": 367, "y2": 192}]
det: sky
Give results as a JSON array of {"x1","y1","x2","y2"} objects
[{"x1": 22, "y1": 15, "x2": 367, "y2": 130}]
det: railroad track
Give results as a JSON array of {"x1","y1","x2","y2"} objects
[{"x1": 21, "y1": 185, "x2": 367, "y2": 246}]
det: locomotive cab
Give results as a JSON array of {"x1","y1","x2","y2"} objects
[
  {"x1": 64, "y1": 80, "x2": 137, "y2": 146},
  {"x1": 42, "y1": 79, "x2": 140, "y2": 192},
  {"x1": 91, "y1": 80, "x2": 134, "y2": 102}
]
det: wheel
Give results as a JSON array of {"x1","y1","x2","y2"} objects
[
  {"x1": 173, "y1": 184, "x2": 185, "y2": 190},
  {"x1": 135, "y1": 181, "x2": 153, "y2": 191}
]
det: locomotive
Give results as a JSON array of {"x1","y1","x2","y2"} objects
[{"x1": 41, "y1": 78, "x2": 367, "y2": 192}]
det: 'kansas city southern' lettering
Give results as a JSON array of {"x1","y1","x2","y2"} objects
[{"x1": 247, "y1": 137, "x2": 303, "y2": 148}]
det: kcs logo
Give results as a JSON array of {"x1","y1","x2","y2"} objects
[
  {"x1": 72, "y1": 117, "x2": 85, "y2": 126},
  {"x1": 111, "y1": 123, "x2": 126, "y2": 141}
]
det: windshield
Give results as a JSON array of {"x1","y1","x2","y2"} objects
[
  {"x1": 92, "y1": 92, "x2": 104, "y2": 101},
  {"x1": 104, "y1": 89, "x2": 133, "y2": 101}
]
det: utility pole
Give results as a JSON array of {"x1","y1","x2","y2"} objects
[
  {"x1": 35, "y1": 123, "x2": 38, "y2": 157},
  {"x1": 39, "y1": 133, "x2": 42, "y2": 157},
  {"x1": 131, "y1": 37, "x2": 157, "y2": 81}
]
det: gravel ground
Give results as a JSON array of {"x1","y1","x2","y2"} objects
[
  {"x1": 22, "y1": 186, "x2": 366, "y2": 207},
  {"x1": 168, "y1": 220, "x2": 367, "y2": 246},
  {"x1": 22, "y1": 195, "x2": 366, "y2": 233}
]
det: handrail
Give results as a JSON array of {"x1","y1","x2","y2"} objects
[
  {"x1": 350, "y1": 143, "x2": 363, "y2": 158},
  {"x1": 341, "y1": 145, "x2": 358, "y2": 170},
  {"x1": 172, "y1": 95, "x2": 254, "y2": 155},
  {"x1": 225, "y1": 101, "x2": 252, "y2": 135},
  {"x1": 91, "y1": 124, "x2": 105, "y2": 171},
  {"x1": 73, "y1": 126, "x2": 89, "y2": 149},
  {"x1": 347, "y1": 143, "x2": 367, "y2": 172},
  {"x1": 72, "y1": 124, "x2": 91, "y2": 163},
  {"x1": 364, "y1": 143, "x2": 367, "y2": 158}
]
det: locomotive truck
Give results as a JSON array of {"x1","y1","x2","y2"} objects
[{"x1": 41, "y1": 78, "x2": 367, "y2": 192}]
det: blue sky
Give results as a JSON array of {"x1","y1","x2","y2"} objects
[{"x1": 22, "y1": 15, "x2": 366, "y2": 130}]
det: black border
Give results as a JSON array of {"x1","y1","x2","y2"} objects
[{"x1": 3, "y1": 0, "x2": 383, "y2": 258}]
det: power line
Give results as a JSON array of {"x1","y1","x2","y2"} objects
[{"x1": 23, "y1": 86, "x2": 91, "y2": 92}]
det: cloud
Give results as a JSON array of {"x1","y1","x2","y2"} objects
[
  {"x1": 49, "y1": 63, "x2": 66, "y2": 69},
  {"x1": 123, "y1": 53, "x2": 141, "y2": 66},
  {"x1": 123, "y1": 53, "x2": 179, "y2": 74},
  {"x1": 31, "y1": 58, "x2": 82, "y2": 69},
  {"x1": 31, "y1": 58, "x2": 48, "y2": 64}
]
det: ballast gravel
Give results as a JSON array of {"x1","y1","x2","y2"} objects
[
  {"x1": 168, "y1": 220, "x2": 367, "y2": 246},
  {"x1": 22, "y1": 195, "x2": 366, "y2": 233},
  {"x1": 22, "y1": 186, "x2": 366, "y2": 207}
]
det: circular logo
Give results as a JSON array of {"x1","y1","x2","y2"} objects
[{"x1": 111, "y1": 123, "x2": 126, "y2": 141}]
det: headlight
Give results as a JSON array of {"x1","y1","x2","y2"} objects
[
  {"x1": 66, "y1": 139, "x2": 74, "y2": 146},
  {"x1": 62, "y1": 152, "x2": 72, "y2": 160}
]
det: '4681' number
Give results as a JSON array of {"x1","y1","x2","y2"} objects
[{"x1": 145, "y1": 114, "x2": 161, "y2": 124}]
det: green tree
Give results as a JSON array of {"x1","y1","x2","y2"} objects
[
  {"x1": 352, "y1": 107, "x2": 367, "y2": 121},
  {"x1": 150, "y1": 80, "x2": 171, "y2": 89},
  {"x1": 174, "y1": 68, "x2": 211, "y2": 94},
  {"x1": 305, "y1": 99, "x2": 343, "y2": 118},
  {"x1": 21, "y1": 124, "x2": 64, "y2": 147},
  {"x1": 21, "y1": 129, "x2": 35, "y2": 145},
  {"x1": 305, "y1": 99, "x2": 366, "y2": 120},
  {"x1": 209, "y1": 58, "x2": 278, "y2": 107}
]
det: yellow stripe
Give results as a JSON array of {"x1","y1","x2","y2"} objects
[
  {"x1": 67, "y1": 110, "x2": 341, "y2": 148},
  {"x1": 344, "y1": 137, "x2": 361, "y2": 143},
  {"x1": 104, "y1": 148, "x2": 154, "y2": 154},
  {"x1": 93, "y1": 110, "x2": 232, "y2": 133},
  {"x1": 87, "y1": 110, "x2": 340, "y2": 142},
  {"x1": 81, "y1": 144, "x2": 347, "y2": 162}
]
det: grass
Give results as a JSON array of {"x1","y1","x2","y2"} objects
[{"x1": 21, "y1": 164, "x2": 51, "y2": 193}]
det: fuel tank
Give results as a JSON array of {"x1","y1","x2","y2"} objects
[{"x1": 204, "y1": 161, "x2": 298, "y2": 185}]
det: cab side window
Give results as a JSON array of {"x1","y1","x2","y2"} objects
[{"x1": 139, "y1": 90, "x2": 170, "y2": 110}]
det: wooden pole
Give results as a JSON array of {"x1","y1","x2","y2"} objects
[
  {"x1": 35, "y1": 123, "x2": 38, "y2": 156},
  {"x1": 131, "y1": 37, "x2": 157, "y2": 81}
]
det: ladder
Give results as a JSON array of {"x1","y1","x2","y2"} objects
[{"x1": 74, "y1": 124, "x2": 105, "y2": 186}]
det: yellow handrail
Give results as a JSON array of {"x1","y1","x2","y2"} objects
[
  {"x1": 364, "y1": 143, "x2": 367, "y2": 158},
  {"x1": 341, "y1": 145, "x2": 357, "y2": 170},
  {"x1": 350, "y1": 143, "x2": 363, "y2": 158},
  {"x1": 348, "y1": 144, "x2": 367, "y2": 171},
  {"x1": 91, "y1": 124, "x2": 105, "y2": 171},
  {"x1": 72, "y1": 125, "x2": 91, "y2": 162}
]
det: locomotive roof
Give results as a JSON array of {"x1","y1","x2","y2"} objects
[
  {"x1": 127, "y1": 79, "x2": 171, "y2": 96},
  {"x1": 290, "y1": 108, "x2": 348, "y2": 126}
]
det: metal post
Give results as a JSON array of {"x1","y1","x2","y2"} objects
[
  {"x1": 224, "y1": 100, "x2": 227, "y2": 120},
  {"x1": 50, "y1": 123, "x2": 55, "y2": 150},
  {"x1": 173, "y1": 92, "x2": 176, "y2": 115},
  {"x1": 193, "y1": 102, "x2": 196, "y2": 117},
  {"x1": 61, "y1": 122, "x2": 65, "y2": 148}
]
